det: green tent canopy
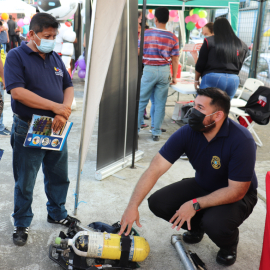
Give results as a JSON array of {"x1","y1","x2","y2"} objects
[{"x1": 138, "y1": 0, "x2": 240, "y2": 33}]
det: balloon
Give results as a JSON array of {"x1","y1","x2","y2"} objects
[
  {"x1": 78, "y1": 55, "x2": 84, "y2": 60},
  {"x1": 189, "y1": 9, "x2": 194, "y2": 16},
  {"x1": 1, "y1": 13, "x2": 8, "y2": 20},
  {"x1": 186, "y1": 22, "x2": 195, "y2": 31},
  {"x1": 17, "y1": 19, "x2": 24, "y2": 27},
  {"x1": 147, "y1": 13, "x2": 154, "y2": 20},
  {"x1": 149, "y1": 9, "x2": 153, "y2": 14},
  {"x1": 78, "y1": 58, "x2": 86, "y2": 70},
  {"x1": 185, "y1": 16, "x2": 192, "y2": 24},
  {"x1": 193, "y1": 8, "x2": 200, "y2": 15},
  {"x1": 78, "y1": 69, "x2": 86, "y2": 79},
  {"x1": 65, "y1": 21, "x2": 72, "y2": 27},
  {"x1": 191, "y1": 14, "x2": 200, "y2": 23},
  {"x1": 195, "y1": 22, "x2": 202, "y2": 29},
  {"x1": 199, "y1": 10, "x2": 207, "y2": 18},
  {"x1": 198, "y1": 18, "x2": 208, "y2": 28},
  {"x1": 23, "y1": 17, "x2": 30, "y2": 25},
  {"x1": 169, "y1": 10, "x2": 178, "y2": 18},
  {"x1": 173, "y1": 16, "x2": 179, "y2": 23}
]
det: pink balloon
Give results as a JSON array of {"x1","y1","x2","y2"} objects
[
  {"x1": 174, "y1": 16, "x2": 179, "y2": 22},
  {"x1": 17, "y1": 19, "x2": 24, "y2": 27},
  {"x1": 23, "y1": 17, "x2": 30, "y2": 25},
  {"x1": 198, "y1": 18, "x2": 208, "y2": 28},
  {"x1": 191, "y1": 14, "x2": 200, "y2": 23},
  {"x1": 147, "y1": 13, "x2": 154, "y2": 20},
  {"x1": 169, "y1": 10, "x2": 178, "y2": 18},
  {"x1": 185, "y1": 16, "x2": 192, "y2": 24}
]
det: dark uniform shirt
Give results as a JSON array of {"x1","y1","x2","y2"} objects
[
  {"x1": 159, "y1": 118, "x2": 257, "y2": 192},
  {"x1": 4, "y1": 42, "x2": 73, "y2": 119}
]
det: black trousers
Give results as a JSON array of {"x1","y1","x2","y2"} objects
[
  {"x1": 9, "y1": 35, "x2": 17, "y2": 49},
  {"x1": 148, "y1": 178, "x2": 257, "y2": 248}
]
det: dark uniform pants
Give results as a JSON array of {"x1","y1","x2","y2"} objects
[{"x1": 148, "y1": 178, "x2": 257, "y2": 248}]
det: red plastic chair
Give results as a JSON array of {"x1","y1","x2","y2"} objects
[{"x1": 259, "y1": 172, "x2": 270, "y2": 270}]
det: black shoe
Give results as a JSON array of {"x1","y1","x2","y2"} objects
[
  {"x1": 152, "y1": 135, "x2": 160, "y2": 141},
  {"x1": 13, "y1": 227, "x2": 29, "y2": 246},
  {"x1": 47, "y1": 214, "x2": 81, "y2": 227},
  {"x1": 216, "y1": 237, "x2": 239, "y2": 266},
  {"x1": 183, "y1": 228, "x2": 204, "y2": 244},
  {"x1": 144, "y1": 115, "x2": 150, "y2": 120}
]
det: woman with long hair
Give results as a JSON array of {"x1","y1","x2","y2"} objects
[{"x1": 195, "y1": 18, "x2": 248, "y2": 99}]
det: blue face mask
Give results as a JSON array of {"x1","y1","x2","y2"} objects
[{"x1": 34, "y1": 33, "x2": 56, "y2": 53}]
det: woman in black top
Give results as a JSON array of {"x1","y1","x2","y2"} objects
[{"x1": 195, "y1": 18, "x2": 248, "y2": 99}]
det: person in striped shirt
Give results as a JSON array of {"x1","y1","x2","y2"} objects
[{"x1": 138, "y1": 7, "x2": 179, "y2": 141}]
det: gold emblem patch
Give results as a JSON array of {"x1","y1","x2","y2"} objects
[{"x1": 211, "y1": 156, "x2": 221, "y2": 169}]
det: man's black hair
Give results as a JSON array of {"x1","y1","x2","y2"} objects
[
  {"x1": 197, "y1": 88, "x2": 231, "y2": 116},
  {"x1": 9, "y1": 15, "x2": 12, "y2": 20},
  {"x1": 29, "y1": 13, "x2": 59, "y2": 34},
  {"x1": 155, "y1": 7, "x2": 169, "y2": 24}
]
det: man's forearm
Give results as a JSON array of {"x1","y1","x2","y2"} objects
[
  {"x1": 171, "y1": 56, "x2": 179, "y2": 79},
  {"x1": 197, "y1": 183, "x2": 250, "y2": 210},
  {"x1": 11, "y1": 87, "x2": 57, "y2": 112},
  {"x1": 63, "y1": 87, "x2": 74, "y2": 107}
]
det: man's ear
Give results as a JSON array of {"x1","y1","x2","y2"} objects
[
  {"x1": 215, "y1": 111, "x2": 225, "y2": 123},
  {"x1": 28, "y1": 30, "x2": 35, "y2": 40}
]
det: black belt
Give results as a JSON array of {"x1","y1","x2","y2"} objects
[{"x1": 14, "y1": 114, "x2": 32, "y2": 125}]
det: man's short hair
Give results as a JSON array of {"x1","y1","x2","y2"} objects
[
  {"x1": 197, "y1": 88, "x2": 231, "y2": 116},
  {"x1": 9, "y1": 15, "x2": 12, "y2": 20},
  {"x1": 29, "y1": 13, "x2": 59, "y2": 34},
  {"x1": 155, "y1": 7, "x2": 169, "y2": 24}
]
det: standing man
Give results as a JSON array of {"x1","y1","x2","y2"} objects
[
  {"x1": 4, "y1": 12, "x2": 78, "y2": 247},
  {"x1": 120, "y1": 88, "x2": 258, "y2": 266},
  {"x1": 138, "y1": 7, "x2": 179, "y2": 141},
  {"x1": 7, "y1": 15, "x2": 16, "y2": 49}
]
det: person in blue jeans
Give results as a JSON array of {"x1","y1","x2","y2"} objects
[
  {"x1": 138, "y1": 7, "x2": 179, "y2": 141},
  {"x1": 195, "y1": 18, "x2": 248, "y2": 99},
  {"x1": 4, "y1": 13, "x2": 79, "y2": 247}
]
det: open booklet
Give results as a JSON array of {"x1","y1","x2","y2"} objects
[{"x1": 23, "y1": 114, "x2": 73, "y2": 151}]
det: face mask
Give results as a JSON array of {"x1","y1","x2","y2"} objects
[
  {"x1": 34, "y1": 33, "x2": 56, "y2": 53},
  {"x1": 188, "y1": 108, "x2": 217, "y2": 132}
]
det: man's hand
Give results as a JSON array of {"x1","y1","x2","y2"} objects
[
  {"x1": 119, "y1": 206, "x2": 142, "y2": 236},
  {"x1": 52, "y1": 115, "x2": 66, "y2": 133},
  {"x1": 53, "y1": 104, "x2": 71, "y2": 120},
  {"x1": 170, "y1": 77, "x2": 177, "y2": 85},
  {"x1": 170, "y1": 200, "x2": 196, "y2": 231},
  {"x1": 194, "y1": 81, "x2": 200, "y2": 90}
]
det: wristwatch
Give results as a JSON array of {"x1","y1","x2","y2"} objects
[{"x1": 192, "y1": 198, "x2": 201, "y2": 212}]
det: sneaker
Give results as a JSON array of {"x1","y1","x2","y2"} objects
[
  {"x1": 180, "y1": 153, "x2": 188, "y2": 160},
  {"x1": 143, "y1": 115, "x2": 150, "y2": 120},
  {"x1": 0, "y1": 128, "x2": 11, "y2": 137},
  {"x1": 13, "y1": 227, "x2": 29, "y2": 246},
  {"x1": 47, "y1": 214, "x2": 80, "y2": 227},
  {"x1": 152, "y1": 135, "x2": 160, "y2": 141},
  {"x1": 141, "y1": 124, "x2": 149, "y2": 129},
  {"x1": 149, "y1": 128, "x2": 166, "y2": 133}
]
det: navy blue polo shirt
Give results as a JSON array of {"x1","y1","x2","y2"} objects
[
  {"x1": 4, "y1": 42, "x2": 73, "y2": 119},
  {"x1": 159, "y1": 118, "x2": 257, "y2": 192}
]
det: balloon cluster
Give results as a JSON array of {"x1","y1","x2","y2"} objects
[
  {"x1": 147, "y1": 9, "x2": 154, "y2": 20},
  {"x1": 169, "y1": 10, "x2": 179, "y2": 23},
  {"x1": 78, "y1": 55, "x2": 86, "y2": 79},
  {"x1": 185, "y1": 8, "x2": 208, "y2": 31}
]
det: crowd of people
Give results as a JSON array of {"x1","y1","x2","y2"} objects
[{"x1": 0, "y1": 6, "x2": 259, "y2": 268}]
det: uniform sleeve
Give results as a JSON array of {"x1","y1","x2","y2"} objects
[
  {"x1": 171, "y1": 36, "x2": 180, "y2": 57},
  {"x1": 4, "y1": 50, "x2": 26, "y2": 93},
  {"x1": 62, "y1": 66, "x2": 73, "y2": 90},
  {"x1": 228, "y1": 138, "x2": 256, "y2": 182},
  {"x1": 195, "y1": 38, "x2": 209, "y2": 74},
  {"x1": 159, "y1": 126, "x2": 187, "y2": 164}
]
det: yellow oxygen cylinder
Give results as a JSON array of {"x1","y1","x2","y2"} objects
[{"x1": 55, "y1": 231, "x2": 150, "y2": 262}]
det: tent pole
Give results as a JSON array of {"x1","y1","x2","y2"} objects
[
  {"x1": 123, "y1": 0, "x2": 130, "y2": 163},
  {"x1": 131, "y1": 0, "x2": 147, "y2": 168},
  {"x1": 74, "y1": 0, "x2": 95, "y2": 216}
]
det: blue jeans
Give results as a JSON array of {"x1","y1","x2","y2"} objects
[
  {"x1": 0, "y1": 84, "x2": 5, "y2": 131},
  {"x1": 10, "y1": 115, "x2": 70, "y2": 227},
  {"x1": 200, "y1": 73, "x2": 240, "y2": 99},
  {"x1": 150, "y1": 92, "x2": 155, "y2": 128},
  {"x1": 2, "y1": 43, "x2": 6, "y2": 53},
  {"x1": 138, "y1": 65, "x2": 170, "y2": 136}
]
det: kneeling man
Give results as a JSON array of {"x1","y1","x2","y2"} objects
[{"x1": 119, "y1": 88, "x2": 257, "y2": 266}]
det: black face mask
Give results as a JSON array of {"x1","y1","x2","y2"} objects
[{"x1": 188, "y1": 108, "x2": 216, "y2": 132}]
